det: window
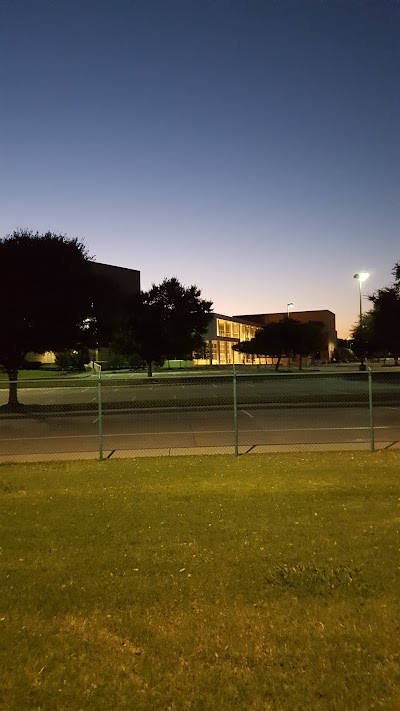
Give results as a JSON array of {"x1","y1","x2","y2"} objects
[{"x1": 217, "y1": 319, "x2": 225, "y2": 337}]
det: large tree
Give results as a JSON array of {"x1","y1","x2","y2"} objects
[
  {"x1": 234, "y1": 319, "x2": 324, "y2": 370},
  {"x1": 368, "y1": 287, "x2": 400, "y2": 364},
  {"x1": 295, "y1": 321, "x2": 325, "y2": 369},
  {"x1": 350, "y1": 261, "x2": 400, "y2": 364},
  {"x1": 350, "y1": 311, "x2": 378, "y2": 363},
  {"x1": 234, "y1": 320, "x2": 293, "y2": 370},
  {"x1": 115, "y1": 277, "x2": 213, "y2": 377},
  {"x1": 0, "y1": 230, "x2": 94, "y2": 407}
]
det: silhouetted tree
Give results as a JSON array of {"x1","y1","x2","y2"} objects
[
  {"x1": 234, "y1": 319, "x2": 325, "y2": 370},
  {"x1": 351, "y1": 262, "x2": 400, "y2": 365},
  {"x1": 296, "y1": 321, "x2": 325, "y2": 369},
  {"x1": 350, "y1": 312, "x2": 378, "y2": 363},
  {"x1": 233, "y1": 337, "x2": 257, "y2": 364},
  {"x1": 115, "y1": 278, "x2": 213, "y2": 377},
  {"x1": 0, "y1": 230, "x2": 93, "y2": 408},
  {"x1": 368, "y1": 283, "x2": 400, "y2": 364},
  {"x1": 234, "y1": 320, "x2": 297, "y2": 370},
  {"x1": 147, "y1": 278, "x2": 213, "y2": 360},
  {"x1": 114, "y1": 296, "x2": 166, "y2": 378}
]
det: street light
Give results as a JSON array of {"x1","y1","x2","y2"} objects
[
  {"x1": 287, "y1": 302, "x2": 294, "y2": 318},
  {"x1": 354, "y1": 272, "x2": 369, "y2": 370}
]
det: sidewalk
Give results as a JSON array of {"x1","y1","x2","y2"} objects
[{"x1": 0, "y1": 440, "x2": 398, "y2": 463}]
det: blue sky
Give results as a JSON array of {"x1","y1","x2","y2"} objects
[{"x1": 1, "y1": 0, "x2": 398, "y2": 337}]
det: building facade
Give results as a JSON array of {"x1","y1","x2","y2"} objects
[
  {"x1": 193, "y1": 310, "x2": 337, "y2": 367},
  {"x1": 193, "y1": 314, "x2": 265, "y2": 366}
]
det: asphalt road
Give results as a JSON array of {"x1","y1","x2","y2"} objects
[
  {"x1": 1, "y1": 405, "x2": 399, "y2": 460},
  {"x1": 0, "y1": 372, "x2": 400, "y2": 412}
]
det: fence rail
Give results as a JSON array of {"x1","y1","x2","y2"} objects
[{"x1": 0, "y1": 370, "x2": 399, "y2": 461}]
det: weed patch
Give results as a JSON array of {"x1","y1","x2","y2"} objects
[{"x1": 266, "y1": 563, "x2": 369, "y2": 597}]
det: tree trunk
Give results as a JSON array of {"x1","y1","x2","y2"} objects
[
  {"x1": 299, "y1": 355, "x2": 303, "y2": 371},
  {"x1": 7, "y1": 369, "x2": 20, "y2": 409},
  {"x1": 146, "y1": 360, "x2": 153, "y2": 377},
  {"x1": 275, "y1": 356, "x2": 281, "y2": 372}
]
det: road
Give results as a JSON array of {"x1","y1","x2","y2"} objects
[
  {"x1": 0, "y1": 372, "x2": 399, "y2": 412},
  {"x1": 1, "y1": 405, "x2": 399, "y2": 460}
]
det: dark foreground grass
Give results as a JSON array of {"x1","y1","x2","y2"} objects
[{"x1": 1, "y1": 453, "x2": 400, "y2": 710}]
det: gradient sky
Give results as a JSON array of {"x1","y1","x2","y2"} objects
[{"x1": 1, "y1": 0, "x2": 398, "y2": 338}]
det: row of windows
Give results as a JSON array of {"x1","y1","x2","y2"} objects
[
  {"x1": 217, "y1": 318, "x2": 257, "y2": 341},
  {"x1": 194, "y1": 340, "x2": 271, "y2": 365}
]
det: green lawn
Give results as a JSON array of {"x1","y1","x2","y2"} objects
[
  {"x1": 0, "y1": 370, "x2": 68, "y2": 380},
  {"x1": 1, "y1": 453, "x2": 400, "y2": 710},
  {"x1": 0, "y1": 370, "x2": 93, "y2": 390}
]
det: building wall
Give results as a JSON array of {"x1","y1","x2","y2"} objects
[{"x1": 89, "y1": 261, "x2": 140, "y2": 299}]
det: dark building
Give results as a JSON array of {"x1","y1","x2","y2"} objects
[
  {"x1": 89, "y1": 261, "x2": 140, "y2": 300},
  {"x1": 27, "y1": 262, "x2": 141, "y2": 364}
]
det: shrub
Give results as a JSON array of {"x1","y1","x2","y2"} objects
[
  {"x1": 55, "y1": 348, "x2": 90, "y2": 372},
  {"x1": 20, "y1": 359, "x2": 42, "y2": 370}
]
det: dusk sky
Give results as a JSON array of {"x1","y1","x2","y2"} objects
[{"x1": 1, "y1": 0, "x2": 398, "y2": 338}]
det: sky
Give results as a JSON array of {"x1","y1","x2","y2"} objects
[{"x1": 1, "y1": 0, "x2": 398, "y2": 338}]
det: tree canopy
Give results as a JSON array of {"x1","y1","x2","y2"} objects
[
  {"x1": 115, "y1": 277, "x2": 213, "y2": 376},
  {"x1": 0, "y1": 229, "x2": 94, "y2": 406},
  {"x1": 234, "y1": 319, "x2": 324, "y2": 370},
  {"x1": 351, "y1": 261, "x2": 400, "y2": 364}
]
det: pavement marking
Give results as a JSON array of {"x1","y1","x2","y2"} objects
[
  {"x1": 261, "y1": 425, "x2": 395, "y2": 432},
  {"x1": 1, "y1": 425, "x2": 399, "y2": 443},
  {"x1": 242, "y1": 410, "x2": 255, "y2": 418}
]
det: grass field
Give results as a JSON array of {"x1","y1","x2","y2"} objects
[
  {"x1": 0, "y1": 371, "x2": 94, "y2": 394},
  {"x1": 1, "y1": 453, "x2": 400, "y2": 710}
]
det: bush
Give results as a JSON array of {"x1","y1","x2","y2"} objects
[
  {"x1": 20, "y1": 360, "x2": 42, "y2": 370},
  {"x1": 55, "y1": 348, "x2": 90, "y2": 372},
  {"x1": 127, "y1": 353, "x2": 146, "y2": 371},
  {"x1": 103, "y1": 353, "x2": 127, "y2": 371},
  {"x1": 55, "y1": 351, "x2": 73, "y2": 371}
]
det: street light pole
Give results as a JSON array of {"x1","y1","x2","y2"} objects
[
  {"x1": 354, "y1": 272, "x2": 369, "y2": 370},
  {"x1": 286, "y1": 303, "x2": 294, "y2": 368}
]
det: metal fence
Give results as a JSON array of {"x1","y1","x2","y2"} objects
[{"x1": 0, "y1": 370, "x2": 399, "y2": 461}]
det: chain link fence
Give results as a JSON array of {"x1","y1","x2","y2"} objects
[{"x1": 0, "y1": 370, "x2": 399, "y2": 461}]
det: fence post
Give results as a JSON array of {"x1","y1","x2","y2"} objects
[
  {"x1": 233, "y1": 366, "x2": 238, "y2": 456},
  {"x1": 95, "y1": 363, "x2": 103, "y2": 461},
  {"x1": 368, "y1": 368, "x2": 375, "y2": 453}
]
